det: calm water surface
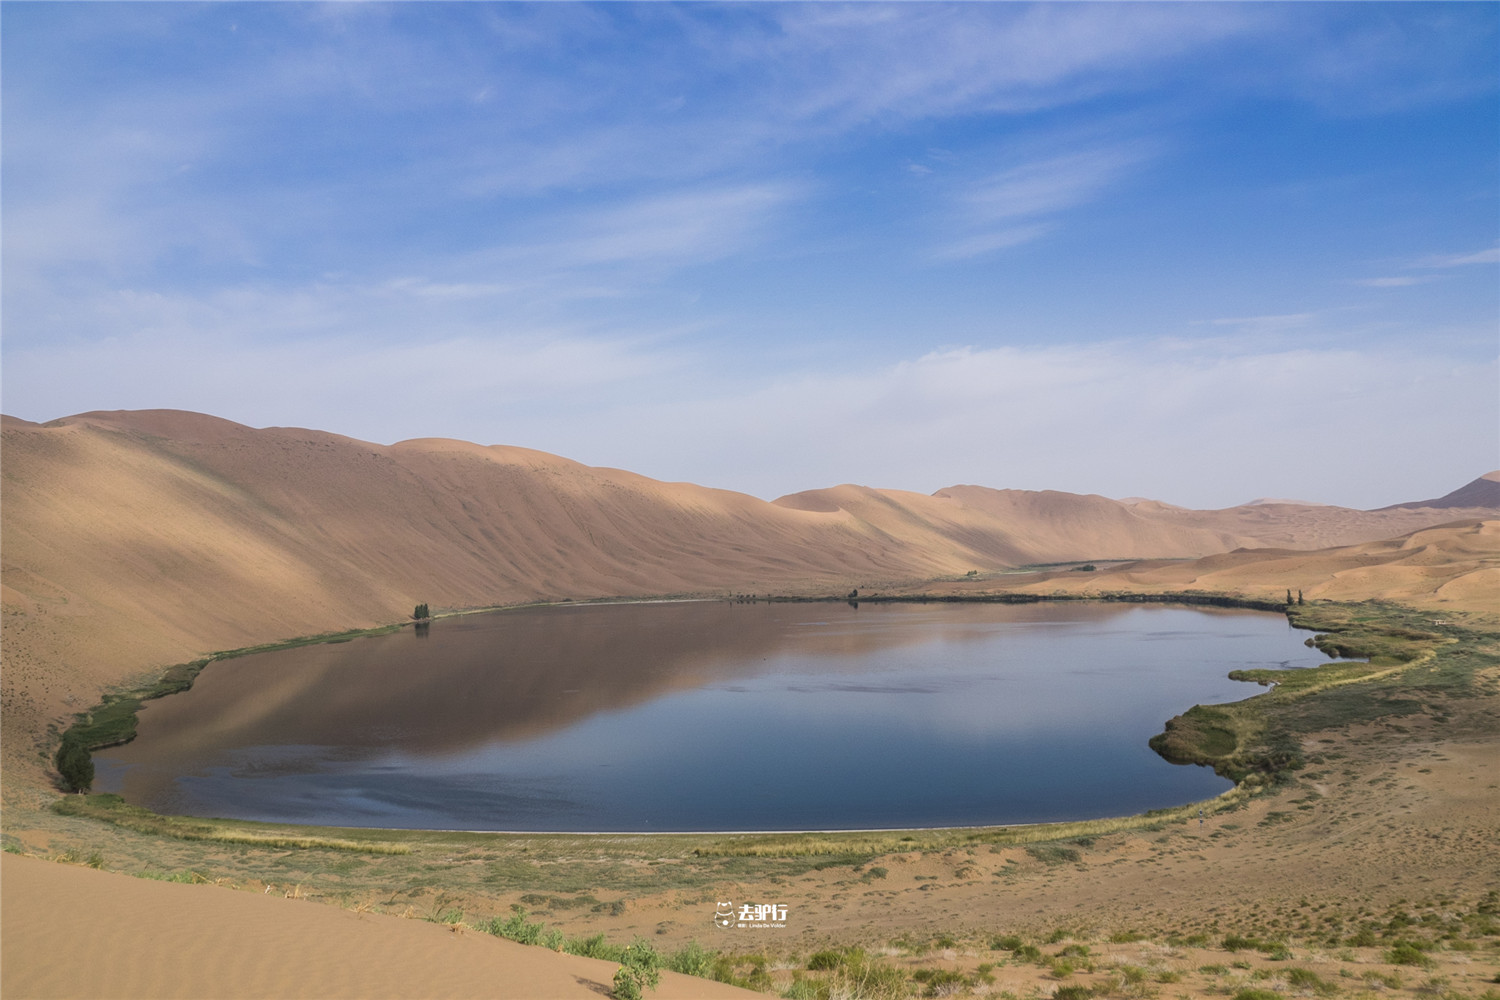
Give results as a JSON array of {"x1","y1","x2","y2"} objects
[{"x1": 96, "y1": 601, "x2": 1337, "y2": 831}]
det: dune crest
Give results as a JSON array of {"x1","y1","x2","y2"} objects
[{"x1": 3, "y1": 409, "x2": 1496, "y2": 771}]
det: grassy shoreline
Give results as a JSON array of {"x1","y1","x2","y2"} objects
[
  {"x1": 20, "y1": 592, "x2": 1499, "y2": 998},
  {"x1": 48, "y1": 591, "x2": 1483, "y2": 852}
]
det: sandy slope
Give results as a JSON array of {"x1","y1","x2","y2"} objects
[
  {"x1": 3, "y1": 408, "x2": 1497, "y2": 1000},
  {"x1": 1001, "y1": 518, "x2": 1500, "y2": 616},
  {"x1": 4, "y1": 409, "x2": 1494, "y2": 774},
  {"x1": 0, "y1": 853, "x2": 756, "y2": 999}
]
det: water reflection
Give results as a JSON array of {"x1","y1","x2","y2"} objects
[{"x1": 96, "y1": 601, "x2": 1335, "y2": 831}]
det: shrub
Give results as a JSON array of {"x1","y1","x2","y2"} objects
[
  {"x1": 1028, "y1": 844, "x2": 1082, "y2": 865},
  {"x1": 487, "y1": 907, "x2": 544, "y2": 945},
  {"x1": 1054, "y1": 987, "x2": 1094, "y2": 1000},
  {"x1": 1385, "y1": 941, "x2": 1433, "y2": 967},
  {"x1": 613, "y1": 939, "x2": 661, "y2": 1000},
  {"x1": 666, "y1": 940, "x2": 714, "y2": 978},
  {"x1": 919, "y1": 969, "x2": 967, "y2": 996},
  {"x1": 567, "y1": 933, "x2": 621, "y2": 961},
  {"x1": 1284, "y1": 968, "x2": 1335, "y2": 995}
]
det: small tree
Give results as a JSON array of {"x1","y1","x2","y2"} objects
[
  {"x1": 55, "y1": 738, "x2": 93, "y2": 793},
  {"x1": 413, "y1": 603, "x2": 430, "y2": 621}
]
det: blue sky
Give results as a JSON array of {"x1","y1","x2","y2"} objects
[{"x1": 4, "y1": 2, "x2": 1497, "y2": 508}]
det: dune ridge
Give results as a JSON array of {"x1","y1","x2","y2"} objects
[
  {"x1": 4, "y1": 408, "x2": 1497, "y2": 774},
  {"x1": 4, "y1": 408, "x2": 1498, "y2": 1000}
]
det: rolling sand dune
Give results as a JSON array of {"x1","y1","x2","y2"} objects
[
  {"x1": 1000, "y1": 519, "x2": 1500, "y2": 615},
  {"x1": 5, "y1": 408, "x2": 1493, "y2": 772},
  {"x1": 3, "y1": 408, "x2": 1498, "y2": 999}
]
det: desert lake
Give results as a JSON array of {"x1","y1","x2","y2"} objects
[{"x1": 94, "y1": 601, "x2": 1339, "y2": 832}]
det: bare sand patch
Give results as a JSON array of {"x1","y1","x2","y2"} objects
[{"x1": 1, "y1": 852, "x2": 756, "y2": 999}]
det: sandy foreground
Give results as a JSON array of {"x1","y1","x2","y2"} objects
[{"x1": 0, "y1": 852, "x2": 756, "y2": 999}]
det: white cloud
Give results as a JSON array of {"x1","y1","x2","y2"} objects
[
  {"x1": 932, "y1": 142, "x2": 1152, "y2": 259},
  {"x1": 761, "y1": 4, "x2": 1263, "y2": 125},
  {"x1": 9, "y1": 314, "x2": 1491, "y2": 512},
  {"x1": 599, "y1": 342, "x2": 1495, "y2": 509},
  {"x1": 1352, "y1": 276, "x2": 1433, "y2": 288},
  {"x1": 532, "y1": 183, "x2": 802, "y2": 269},
  {"x1": 1415, "y1": 246, "x2": 1500, "y2": 268},
  {"x1": 1209, "y1": 312, "x2": 1320, "y2": 333}
]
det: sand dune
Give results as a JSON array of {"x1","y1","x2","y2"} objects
[
  {"x1": 3, "y1": 408, "x2": 1495, "y2": 774},
  {"x1": 0, "y1": 853, "x2": 756, "y2": 999},
  {"x1": 1379, "y1": 469, "x2": 1500, "y2": 510},
  {"x1": 992, "y1": 519, "x2": 1500, "y2": 615},
  {"x1": 4, "y1": 408, "x2": 1497, "y2": 1000}
]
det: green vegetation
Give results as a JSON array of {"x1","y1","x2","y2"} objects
[
  {"x1": 413, "y1": 602, "x2": 430, "y2": 621},
  {"x1": 611, "y1": 940, "x2": 661, "y2": 1000},
  {"x1": 1026, "y1": 843, "x2": 1083, "y2": 865},
  {"x1": 54, "y1": 795, "x2": 411, "y2": 854},
  {"x1": 1148, "y1": 599, "x2": 1488, "y2": 783},
  {"x1": 53, "y1": 737, "x2": 94, "y2": 792},
  {"x1": 1385, "y1": 940, "x2": 1435, "y2": 967},
  {"x1": 49, "y1": 598, "x2": 1494, "y2": 885}
]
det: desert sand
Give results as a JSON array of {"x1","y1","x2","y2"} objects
[
  {"x1": 5, "y1": 409, "x2": 1494, "y2": 780},
  {"x1": 906, "y1": 519, "x2": 1500, "y2": 617},
  {"x1": 0, "y1": 852, "x2": 756, "y2": 999},
  {"x1": 3, "y1": 409, "x2": 1497, "y2": 999}
]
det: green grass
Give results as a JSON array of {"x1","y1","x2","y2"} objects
[
  {"x1": 54, "y1": 795, "x2": 411, "y2": 854},
  {"x1": 1147, "y1": 599, "x2": 1495, "y2": 783}
]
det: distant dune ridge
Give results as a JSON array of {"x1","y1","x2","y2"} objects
[
  {"x1": 1377, "y1": 469, "x2": 1500, "y2": 510},
  {"x1": 3, "y1": 408, "x2": 1498, "y2": 771}
]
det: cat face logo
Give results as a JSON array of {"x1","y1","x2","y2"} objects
[{"x1": 714, "y1": 901, "x2": 735, "y2": 928}]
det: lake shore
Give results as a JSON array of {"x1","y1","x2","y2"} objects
[{"x1": 6, "y1": 593, "x2": 1498, "y2": 998}]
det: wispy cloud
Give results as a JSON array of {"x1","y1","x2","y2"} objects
[
  {"x1": 594, "y1": 341, "x2": 1496, "y2": 508},
  {"x1": 1347, "y1": 245, "x2": 1498, "y2": 289},
  {"x1": 931, "y1": 142, "x2": 1153, "y2": 260},
  {"x1": 1415, "y1": 246, "x2": 1500, "y2": 269},
  {"x1": 1351, "y1": 276, "x2": 1433, "y2": 289},
  {"x1": 1210, "y1": 312, "x2": 1321, "y2": 334},
  {"x1": 759, "y1": 4, "x2": 1265, "y2": 125},
  {"x1": 530, "y1": 183, "x2": 802, "y2": 269}
]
